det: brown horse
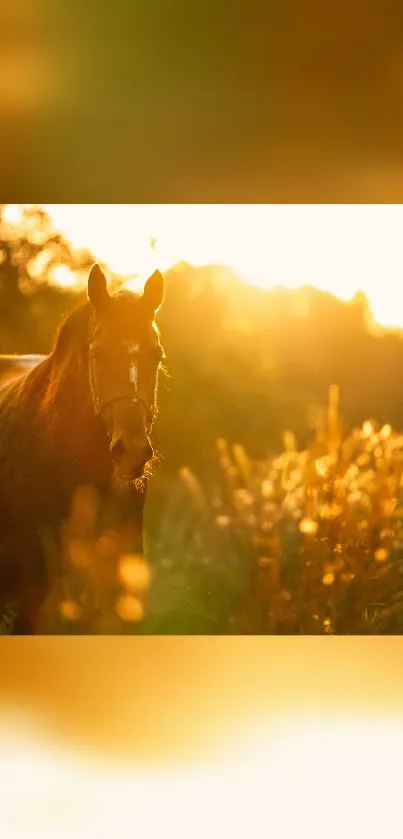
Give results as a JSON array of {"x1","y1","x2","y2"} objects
[{"x1": 0, "y1": 264, "x2": 165, "y2": 633}]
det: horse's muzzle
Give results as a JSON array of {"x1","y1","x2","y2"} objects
[{"x1": 110, "y1": 436, "x2": 153, "y2": 480}]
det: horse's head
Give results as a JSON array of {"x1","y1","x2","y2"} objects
[{"x1": 87, "y1": 264, "x2": 165, "y2": 484}]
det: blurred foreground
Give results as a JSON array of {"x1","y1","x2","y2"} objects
[
  {"x1": 146, "y1": 389, "x2": 403, "y2": 634},
  {"x1": 2, "y1": 636, "x2": 403, "y2": 835},
  {"x1": 5, "y1": 386, "x2": 402, "y2": 634}
]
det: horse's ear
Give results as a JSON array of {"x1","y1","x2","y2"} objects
[
  {"x1": 143, "y1": 270, "x2": 164, "y2": 313},
  {"x1": 88, "y1": 264, "x2": 110, "y2": 311}
]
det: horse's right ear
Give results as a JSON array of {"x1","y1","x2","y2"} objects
[
  {"x1": 143, "y1": 269, "x2": 164, "y2": 314},
  {"x1": 88, "y1": 264, "x2": 110, "y2": 311}
]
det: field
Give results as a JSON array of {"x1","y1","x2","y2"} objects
[
  {"x1": 2, "y1": 205, "x2": 403, "y2": 634},
  {"x1": 3, "y1": 386, "x2": 402, "y2": 635},
  {"x1": 145, "y1": 388, "x2": 403, "y2": 635}
]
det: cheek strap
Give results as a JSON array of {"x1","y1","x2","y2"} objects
[{"x1": 88, "y1": 349, "x2": 155, "y2": 429}]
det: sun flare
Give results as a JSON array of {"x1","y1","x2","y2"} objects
[{"x1": 35, "y1": 203, "x2": 403, "y2": 330}]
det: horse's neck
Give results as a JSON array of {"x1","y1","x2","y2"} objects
[
  {"x1": 40, "y1": 361, "x2": 147, "y2": 551},
  {"x1": 47, "y1": 359, "x2": 110, "y2": 476},
  {"x1": 0, "y1": 355, "x2": 108, "y2": 515}
]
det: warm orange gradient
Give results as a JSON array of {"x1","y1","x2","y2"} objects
[
  {"x1": 1, "y1": 638, "x2": 403, "y2": 836},
  {"x1": 2, "y1": 715, "x2": 403, "y2": 838},
  {"x1": 33, "y1": 202, "x2": 403, "y2": 330},
  {"x1": 1, "y1": 638, "x2": 403, "y2": 762}
]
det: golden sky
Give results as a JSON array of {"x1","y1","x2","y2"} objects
[{"x1": 40, "y1": 203, "x2": 403, "y2": 329}]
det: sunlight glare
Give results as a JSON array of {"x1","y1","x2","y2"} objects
[
  {"x1": 49, "y1": 264, "x2": 76, "y2": 288},
  {"x1": 39, "y1": 205, "x2": 403, "y2": 329},
  {"x1": 2, "y1": 204, "x2": 23, "y2": 226}
]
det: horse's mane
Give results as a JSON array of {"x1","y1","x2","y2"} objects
[
  {"x1": 41, "y1": 302, "x2": 93, "y2": 414},
  {"x1": 0, "y1": 302, "x2": 91, "y2": 407},
  {"x1": 0, "y1": 301, "x2": 106, "y2": 512}
]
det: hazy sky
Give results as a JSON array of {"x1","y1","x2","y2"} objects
[{"x1": 43, "y1": 203, "x2": 403, "y2": 328}]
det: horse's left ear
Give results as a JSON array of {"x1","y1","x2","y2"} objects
[
  {"x1": 143, "y1": 270, "x2": 164, "y2": 313},
  {"x1": 88, "y1": 264, "x2": 110, "y2": 312}
]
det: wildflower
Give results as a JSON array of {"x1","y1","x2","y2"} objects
[
  {"x1": 320, "y1": 502, "x2": 343, "y2": 520},
  {"x1": 60, "y1": 600, "x2": 82, "y2": 621},
  {"x1": 347, "y1": 490, "x2": 365, "y2": 507},
  {"x1": 345, "y1": 464, "x2": 359, "y2": 482},
  {"x1": 272, "y1": 455, "x2": 286, "y2": 471},
  {"x1": 261, "y1": 479, "x2": 274, "y2": 498},
  {"x1": 299, "y1": 518, "x2": 319, "y2": 535},
  {"x1": 216, "y1": 515, "x2": 231, "y2": 527},
  {"x1": 117, "y1": 554, "x2": 151, "y2": 594},
  {"x1": 234, "y1": 488, "x2": 254, "y2": 507},
  {"x1": 233, "y1": 444, "x2": 251, "y2": 480},
  {"x1": 115, "y1": 595, "x2": 144, "y2": 622},
  {"x1": 333, "y1": 478, "x2": 346, "y2": 497},
  {"x1": 374, "y1": 548, "x2": 389, "y2": 563},
  {"x1": 362, "y1": 420, "x2": 375, "y2": 438},
  {"x1": 381, "y1": 498, "x2": 397, "y2": 517},
  {"x1": 315, "y1": 457, "x2": 331, "y2": 478}
]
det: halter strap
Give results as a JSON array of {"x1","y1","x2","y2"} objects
[{"x1": 88, "y1": 324, "x2": 156, "y2": 429}]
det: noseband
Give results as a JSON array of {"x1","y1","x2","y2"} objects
[{"x1": 88, "y1": 337, "x2": 156, "y2": 432}]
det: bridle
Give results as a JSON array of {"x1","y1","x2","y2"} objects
[{"x1": 88, "y1": 332, "x2": 158, "y2": 434}]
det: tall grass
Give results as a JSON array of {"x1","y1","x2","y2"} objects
[
  {"x1": 3, "y1": 386, "x2": 403, "y2": 634},
  {"x1": 145, "y1": 385, "x2": 403, "y2": 634}
]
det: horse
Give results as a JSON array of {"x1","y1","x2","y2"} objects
[{"x1": 0, "y1": 264, "x2": 165, "y2": 634}]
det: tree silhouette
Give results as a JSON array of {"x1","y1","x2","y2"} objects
[{"x1": 0, "y1": 205, "x2": 94, "y2": 352}]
